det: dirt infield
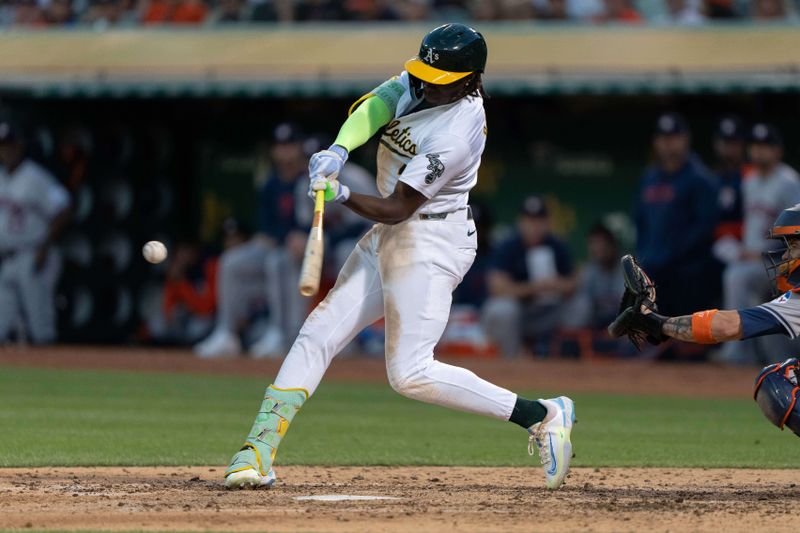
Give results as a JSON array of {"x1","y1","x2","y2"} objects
[
  {"x1": 2, "y1": 347, "x2": 794, "y2": 532},
  {"x1": 1, "y1": 466, "x2": 799, "y2": 533}
]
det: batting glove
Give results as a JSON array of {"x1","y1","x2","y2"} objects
[
  {"x1": 310, "y1": 177, "x2": 350, "y2": 203},
  {"x1": 309, "y1": 144, "x2": 348, "y2": 182}
]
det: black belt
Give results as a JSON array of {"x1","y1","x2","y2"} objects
[{"x1": 419, "y1": 206, "x2": 473, "y2": 221}]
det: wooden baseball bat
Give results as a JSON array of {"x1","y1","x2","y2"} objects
[{"x1": 298, "y1": 190, "x2": 326, "y2": 296}]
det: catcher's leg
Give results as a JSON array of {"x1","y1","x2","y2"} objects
[{"x1": 225, "y1": 233, "x2": 385, "y2": 488}]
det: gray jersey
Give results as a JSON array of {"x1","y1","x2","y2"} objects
[
  {"x1": 0, "y1": 159, "x2": 70, "y2": 252},
  {"x1": 742, "y1": 163, "x2": 800, "y2": 253},
  {"x1": 758, "y1": 291, "x2": 800, "y2": 339}
]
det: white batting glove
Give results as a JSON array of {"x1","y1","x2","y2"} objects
[
  {"x1": 309, "y1": 145, "x2": 348, "y2": 182},
  {"x1": 310, "y1": 177, "x2": 350, "y2": 203}
]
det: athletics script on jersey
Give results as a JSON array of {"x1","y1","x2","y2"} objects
[{"x1": 381, "y1": 120, "x2": 417, "y2": 157}]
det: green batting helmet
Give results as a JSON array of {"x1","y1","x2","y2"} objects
[{"x1": 404, "y1": 23, "x2": 487, "y2": 85}]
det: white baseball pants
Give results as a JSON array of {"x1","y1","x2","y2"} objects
[{"x1": 274, "y1": 210, "x2": 517, "y2": 420}]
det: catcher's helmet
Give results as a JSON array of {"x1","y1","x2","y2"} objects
[
  {"x1": 754, "y1": 358, "x2": 800, "y2": 437},
  {"x1": 404, "y1": 23, "x2": 487, "y2": 85},
  {"x1": 764, "y1": 204, "x2": 800, "y2": 294}
]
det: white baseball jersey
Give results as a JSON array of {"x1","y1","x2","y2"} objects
[
  {"x1": 376, "y1": 71, "x2": 486, "y2": 215},
  {"x1": 0, "y1": 159, "x2": 70, "y2": 252}
]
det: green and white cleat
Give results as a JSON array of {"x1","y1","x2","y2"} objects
[
  {"x1": 224, "y1": 385, "x2": 307, "y2": 490},
  {"x1": 224, "y1": 467, "x2": 276, "y2": 489},
  {"x1": 527, "y1": 396, "x2": 575, "y2": 490}
]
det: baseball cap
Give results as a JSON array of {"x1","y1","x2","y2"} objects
[
  {"x1": 750, "y1": 122, "x2": 783, "y2": 146},
  {"x1": 715, "y1": 115, "x2": 746, "y2": 140},
  {"x1": 273, "y1": 122, "x2": 304, "y2": 144},
  {"x1": 520, "y1": 195, "x2": 548, "y2": 218},
  {"x1": 654, "y1": 112, "x2": 689, "y2": 136},
  {"x1": 0, "y1": 119, "x2": 22, "y2": 144}
]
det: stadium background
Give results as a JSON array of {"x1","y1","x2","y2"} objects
[{"x1": 4, "y1": 17, "x2": 800, "y2": 345}]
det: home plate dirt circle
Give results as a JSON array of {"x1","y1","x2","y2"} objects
[{"x1": 295, "y1": 495, "x2": 400, "y2": 501}]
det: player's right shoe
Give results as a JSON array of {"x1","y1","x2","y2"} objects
[
  {"x1": 224, "y1": 385, "x2": 307, "y2": 489},
  {"x1": 527, "y1": 396, "x2": 575, "y2": 490}
]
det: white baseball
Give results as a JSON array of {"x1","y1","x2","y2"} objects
[{"x1": 142, "y1": 240, "x2": 168, "y2": 264}]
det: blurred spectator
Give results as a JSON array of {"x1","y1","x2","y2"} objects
[
  {"x1": 13, "y1": 0, "x2": 46, "y2": 25},
  {"x1": 43, "y1": 0, "x2": 74, "y2": 24},
  {"x1": 158, "y1": 240, "x2": 217, "y2": 344},
  {"x1": 718, "y1": 122, "x2": 800, "y2": 363},
  {"x1": 342, "y1": 0, "x2": 399, "y2": 20},
  {"x1": 634, "y1": 112, "x2": 719, "y2": 318},
  {"x1": 711, "y1": 115, "x2": 747, "y2": 265},
  {"x1": 753, "y1": 0, "x2": 790, "y2": 19},
  {"x1": 211, "y1": 0, "x2": 244, "y2": 22},
  {"x1": 394, "y1": 0, "x2": 431, "y2": 20},
  {"x1": 482, "y1": 196, "x2": 576, "y2": 357},
  {"x1": 534, "y1": 0, "x2": 570, "y2": 19},
  {"x1": 293, "y1": 0, "x2": 345, "y2": 20},
  {"x1": 0, "y1": 118, "x2": 72, "y2": 345},
  {"x1": 562, "y1": 0, "x2": 603, "y2": 19},
  {"x1": 143, "y1": 0, "x2": 208, "y2": 24},
  {"x1": 193, "y1": 123, "x2": 309, "y2": 358},
  {"x1": 249, "y1": 0, "x2": 292, "y2": 22},
  {"x1": 594, "y1": 0, "x2": 642, "y2": 23},
  {"x1": 654, "y1": 0, "x2": 705, "y2": 25},
  {"x1": 705, "y1": 0, "x2": 742, "y2": 18},
  {"x1": 563, "y1": 222, "x2": 624, "y2": 330}
]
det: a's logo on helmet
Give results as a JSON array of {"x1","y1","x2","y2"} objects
[
  {"x1": 423, "y1": 48, "x2": 440, "y2": 65},
  {"x1": 424, "y1": 153, "x2": 444, "y2": 184}
]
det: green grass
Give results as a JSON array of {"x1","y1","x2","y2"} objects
[{"x1": 0, "y1": 366, "x2": 797, "y2": 468}]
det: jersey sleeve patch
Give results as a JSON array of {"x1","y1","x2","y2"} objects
[
  {"x1": 424, "y1": 153, "x2": 444, "y2": 184},
  {"x1": 756, "y1": 291, "x2": 800, "y2": 339}
]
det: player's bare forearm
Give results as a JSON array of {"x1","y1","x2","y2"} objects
[
  {"x1": 661, "y1": 316, "x2": 694, "y2": 341},
  {"x1": 343, "y1": 182, "x2": 426, "y2": 225},
  {"x1": 661, "y1": 310, "x2": 742, "y2": 342}
]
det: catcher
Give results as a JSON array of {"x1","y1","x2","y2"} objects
[{"x1": 609, "y1": 204, "x2": 800, "y2": 437}]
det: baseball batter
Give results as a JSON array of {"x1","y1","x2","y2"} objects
[
  {"x1": 0, "y1": 119, "x2": 71, "y2": 345},
  {"x1": 224, "y1": 24, "x2": 575, "y2": 491}
]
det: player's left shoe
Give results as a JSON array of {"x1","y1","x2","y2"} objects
[
  {"x1": 224, "y1": 385, "x2": 307, "y2": 490},
  {"x1": 527, "y1": 396, "x2": 575, "y2": 490},
  {"x1": 224, "y1": 467, "x2": 276, "y2": 489}
]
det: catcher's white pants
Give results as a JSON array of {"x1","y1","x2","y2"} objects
[{"x1": 274, "y1": 210, "x2": 516, "y2": 420}]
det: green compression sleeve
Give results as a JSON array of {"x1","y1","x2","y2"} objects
[{"x1": 333, "y1": 95, "x2": 392, "y2": 153}]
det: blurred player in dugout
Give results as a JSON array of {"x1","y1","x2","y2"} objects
[
  {"x1": 194, "y1": 123, "x2": 376, "y2": 358},
  {"x1": 0, "y1": 118, "x2": 71, "y2": 344},
  {"x1": 634, "y1": 113, "x2": 720, "y2": 321}
]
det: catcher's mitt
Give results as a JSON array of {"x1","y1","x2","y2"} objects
[{"x1": 607, "y1": 255, "x2": 667, "y2": 350}]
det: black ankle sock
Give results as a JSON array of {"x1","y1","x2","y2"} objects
[{"x1": 509, "y1": 397, "x2": 547, "y2": 429}]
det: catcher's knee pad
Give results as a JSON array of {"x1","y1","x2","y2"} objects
[{"x1": 753, "y1": 358, "x2": 800, "y2": 437}]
